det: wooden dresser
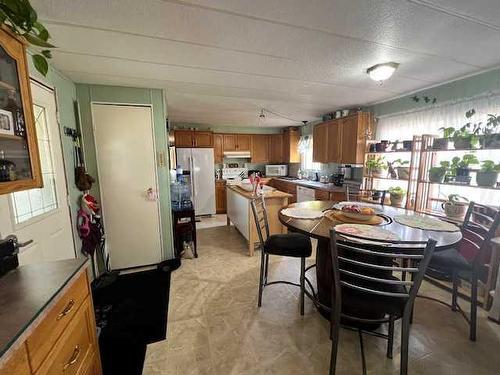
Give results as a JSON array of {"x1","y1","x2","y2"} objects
[{"x1": 0, "y1": 259, "x2": 101, "y2": 375}]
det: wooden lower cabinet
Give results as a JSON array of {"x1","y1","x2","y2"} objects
[
  {"x1": 0, "y1": 269, "x2": 101, "y2": 375},
  {"x1": 315, "y1": 190, "x2": 330, "y2": 201},
  {"x1": 216, "y1": 181, "x2": 227, "y2": 213}
]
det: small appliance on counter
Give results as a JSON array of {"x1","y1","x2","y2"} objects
[
  {"x1": 0, "y1": 235, "x2": 19, "y2": 277},
  {"x1": 223, "y1": 167, "x2": 248, "y2": 184},
  {"x1": 331, "y1": 173, "x2": 344, "y2": 186},
  {"x1": 265, "y1": 164, "x2": 288, "y2": 177}
]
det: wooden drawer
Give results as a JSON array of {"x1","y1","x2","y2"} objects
[
  {"x1": 27, "y1": 271, "x2": 90, "y2": 371},
  {"x1": 81, "y1": 350, "x2": 102, "y2": 375},
  {"x1": 330, "y1": 191, "x2": 346, "y2": 202},
  {"x1": 0, "y1": 343, "x2": 31, "y2": 375},
  {"x1": 35, "y1": 298, "x2": 96, "y2": 375}
]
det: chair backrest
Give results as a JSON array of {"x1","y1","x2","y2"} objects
[
  {"x1": 329, "y1": 229, "x2": 436, "y2": 319},
  {"x1": 346, "y1": 186, "x2": 387, "y2": 206},
  {"x1": 460, "y1": 202, "x2": 500, "y2": 271},
  {"x1": 250, "y1": 195, "x2": 271, "y2": 248}
]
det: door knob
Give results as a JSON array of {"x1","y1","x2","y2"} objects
[{"x1": 146, "y1": 188, "x2": 158, "y2": 201}]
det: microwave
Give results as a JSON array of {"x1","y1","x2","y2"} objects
[{"x1": 266, "y1": 165, "x2": 288, "y2": 177}]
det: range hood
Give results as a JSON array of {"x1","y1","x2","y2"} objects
[{"x1": 223, "y1": 151, "x2": 251, "y2": 158}]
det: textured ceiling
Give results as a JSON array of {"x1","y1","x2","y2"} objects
[{"x1": 32, "y1": 0, "x2": 500, "y2": 127}]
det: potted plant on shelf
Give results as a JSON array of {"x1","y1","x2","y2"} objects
[
  {"x1": 393, "y1": 159, "x2": 410, "y2": 180},
  {"x1": 442, "y1": 194, "x2": 469, "y2": 219},
  {"x1": 476, "y1": 160, "x2": 500, "y2": 187},
  {"x1": 391, "y1": 140, "x2": 399, "y2": 151},
  {"x1": 449, "y1": 154, "x2": 479, "y2": 184},
  {"x1": 429, "y1": 161, "x2": 449, "y2": 183},
  {"x1": 366, "y1": 156, "x2": 387, "y2": 178},
  {"x1": 402, "y1": 140, "x2": 413, "y2": 151},
  {"x1": 388, "y1": 186, "x2": 406, "y2": 206},
  {"x1": 433, "y1": 127, "x2": 454, "y2": 150},
  {"x1": 480, "y1": 114, "x2": 500, "y2": 149}
]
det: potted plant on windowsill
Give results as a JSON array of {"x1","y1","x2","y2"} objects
[
  {"x1": 442, "y1": 194, "x2": 469, "y2": 219},
  {"x1": 393, "y1": 159, "x2": 410, "y2": 180},
  {"x1": 476, "y1": 160, "x2": 500, "y2": 187},
  {"x1": 388, "y1": 186, "x2": 406, "y2": 206},
  {"x1": 429, "y1": 161, "x2": 449, "y2": 183},
  {"x1": 450, "y1": 154, "x2": 479, "y2": 184},
  {"x1": 480, "y1": 114, "x2": 500, "y2": 149},
  {"x1": 366, "y1": 156, "x2": 387, "y2": 178}
]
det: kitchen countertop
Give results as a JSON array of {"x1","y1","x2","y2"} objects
[
  {"x1": 227, "y1": 184, "x2": 292, "y2": 200},
  {"x1": 274, "y1": 177, "x2": 349, "y2": 192},
  {"x1": 0, "y1": 257, "x2": 88, "y2": 360}
]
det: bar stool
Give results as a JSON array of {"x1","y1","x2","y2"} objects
[{"x1": 250, "y1": 196, "x2": 312, "y2": 314}]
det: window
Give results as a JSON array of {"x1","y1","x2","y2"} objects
[
  {"x1": 299, "y1": 135, "x2": 321, "y2": 171},
  {"x1": 11, "y1": 104, "x2": 58, "y2": 223}
]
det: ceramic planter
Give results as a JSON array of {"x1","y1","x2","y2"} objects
[
  {"x1": 453, "y1": 137, "x2": 472, "y2": 149},
  {"x1": 390, "y1": 194, "x2": 405, "y2": 206},
  {"x1": 476, "y1": 171, "x2": 498, "y2": 187},
  {"x1": 429, "y1": 169, "x2": 446, "y2": 183},
  {"x1": 442, "y1": 202, "x2": 467, "y2": 219},
  {"x1": 432, "y1": 138, "x2": 448, "y2": 150},
  {"x1": 481, "y1": 134, "x2": 500, "y2": 149},
  {"x1": 397, "y1": 167, "x2": 410, "y2": 180},
  {"x1": 371, "y1": 168, "x2": 385, "y2": 178},
  {"x1": 455, "y1": 167, "x2": 471, "y2": 184},
  {"x1": 402, "y1": 140, "x2": 413, "y2": 151}
]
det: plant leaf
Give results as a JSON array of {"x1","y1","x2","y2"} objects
[
  {"x1": 41, "y1": 49, "x2": 52, "y2": 58},
  {"x1": 32, "y1": 54, "x2": 48, "y2": 76},
  {"x1": 23, "y1": 32, "x2": 55, "y2": 48}
]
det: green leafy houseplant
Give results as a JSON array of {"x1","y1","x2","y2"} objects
[
  {"x1": 449, "y1": 154, "x2": 479, "y2": 184},
  {"x1": 393, "y1": 159, "x2": 410, "y2": 180},
  {"x1": 388, "y1": 186, "x2": 406, "y2": 206},
  {"x1": 0, "y1": 0, "x2": 55, "y2": 76},
  {"x1": 476, "y1": 160, "x2": 500, "y2": 187},
  {"x1": 480, "y1": 114, "x2": 500, "y2": 149},
  {"x1": 442, "y1": 194, "x2": 469, "y2": 219},
  {"x1": 365, "y1": 156, "x2": 387, "y2": 178},
  {"x1": 429, "y1": 161, "x2": 449, "y2": 183}
]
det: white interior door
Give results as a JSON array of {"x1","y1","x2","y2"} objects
[
  {"x1": 0, "y1": 81, "x2": 75, "y2": 265},
  {"x1": 92, "y1": 104, "x2": 162, "y2": 270}
]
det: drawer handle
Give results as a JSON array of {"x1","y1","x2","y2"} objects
[
  {"x1": 63, "y1": 345, "x2": 80, "y2": 371},
  {"x1": 57, "y1": 299, "x2": 75, "y2": 321}
]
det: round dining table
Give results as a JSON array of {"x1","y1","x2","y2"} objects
[{"x1": 278, "y1": 200, "x2": 463, "y2": 318}]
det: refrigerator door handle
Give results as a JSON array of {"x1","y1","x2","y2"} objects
[{"x1": 190, "y1": 155, "x2": 196, "y2": 197}]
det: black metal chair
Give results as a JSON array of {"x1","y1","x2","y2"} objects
[
  {"x1": 329, "y1": 229, "x2": 436, "y2": 375},
  {"x1": 346, "y1": 186, "x2": 387, "y2": 206},
  {"x1": 424, "y1": 202, "x2": 500, "y2": 341},
  {"x1": 250, "y1": 196, "x2": 312, "y2": 314}
]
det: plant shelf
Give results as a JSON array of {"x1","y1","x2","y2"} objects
[
  {"x1": 0, "y1": 134, "x2": 24, "y2": 141},
  {"x1": 419, "y1": 180, "x2": 500, "y2": 190}
]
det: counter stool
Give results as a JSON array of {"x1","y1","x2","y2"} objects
[{"x1": 250, "y1": 196, "x2": 312, "y2": 314}]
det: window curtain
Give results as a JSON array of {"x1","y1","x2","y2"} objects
[{"x1": 376, "y1": 91, "x2": 500, "y2": 206}]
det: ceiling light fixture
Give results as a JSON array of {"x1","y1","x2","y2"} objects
[
  {"x1": 258, "y1": 108, "x2": 307, "y2": 126},
  {"x1": 367, "y1": 62, "x2": 399, "y2": 84}
]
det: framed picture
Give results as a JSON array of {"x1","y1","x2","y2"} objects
[{"x1": 0, "y1": 108, "x2": 14, "y2": 135}]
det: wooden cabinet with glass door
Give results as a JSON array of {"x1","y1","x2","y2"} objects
[{"x1": 0, "y1": 27, "x2": 42, "y2": 195}]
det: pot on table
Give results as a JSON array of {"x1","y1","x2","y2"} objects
[
  {"x1": 389, "y1": 194, "x2": 405, "y2": 206},
  {"x1": 442, "y1": 202, "x2": 467, "y2": 219}
]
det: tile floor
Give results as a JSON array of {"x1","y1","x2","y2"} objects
[
  {"x1": 196, "y1": 214, "x2": 229, "y2": 230},
  {"x1": 144, "y1": 225, "x2": 500, "y2": 374}
]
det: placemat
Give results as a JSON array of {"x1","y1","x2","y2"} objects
[
  {"x1": 334, "y1": 224, "x2": 400, "y2": 241},
  {"x1": 325, "y1": 210, "x2": 385, "y2": 225},
  {"x1": 281, "y1": 207, "x2": 324, "y2": 220},
  {"x1": 394, "y1": 215, "x2": 459, "y2": 232}
]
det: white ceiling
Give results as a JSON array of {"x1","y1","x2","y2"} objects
[{"x1": 32, "y1": 0, "x2": 500, "y2": 127}]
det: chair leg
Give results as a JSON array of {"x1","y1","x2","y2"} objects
[
  {"x1": 451, "y1": 272, "x2": 459, "y2": 312},
  {"x1": 329, "y1": 309, "x2": 341, "y2": 375},
  {"x1": 387, "y1": 315, "x2": 395, "y2": 359},
  {"x1": 300, "y1": 257, "x2": 305, "y2": 316},
  {"x1": 400, "y1": 312, "x2": 411, "y2": 375},
  {"x1": 258, "y1": 250, "x2": 266, "y2": 308},
  {"x1": 264, "y1": 253, "x2": 270, "y2": 284},
  {"x1": 470, "y1": 274, "x2": 478, "y2": 341}
]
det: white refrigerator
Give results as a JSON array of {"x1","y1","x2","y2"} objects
[{"x1": 176, "y1": 148, "x2": 216, "y2": 216}]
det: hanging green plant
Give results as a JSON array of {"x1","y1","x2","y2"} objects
[{"x1": 0, "y1": 0, "x2": 55, "y2": 76}]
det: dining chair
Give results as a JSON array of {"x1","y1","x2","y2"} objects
[
  {"x1": 329, "y1": 229, "x2": 436, "y2": 375},
  {"x1": 250, "y1": 196, "x2": 312, "y2": 314},
  {"x1": 346, "y1": 186, "x2": 387, "y2": 206},
  {"x1": 425, "y1": 202, "x2": 500, "y2": 341}
]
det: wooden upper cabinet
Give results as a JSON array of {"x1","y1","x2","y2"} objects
[
  {"x1": 251, "y1": 134, "x2": 270, "y2": 163},
  {"x1": 193, "y1": 131, "x2": 213, "y2": 147},
  {"x1": 313, "y1": 122, "x2": 328, "y2": 163},
  {"x1": 0, "y1": 27, "x2": 42, "y2": 195},
  {"x1": 214, "y1": 134, "x2": 223, "y2": 163},
  {"x1": 327, "y1": 121, "x2": 342, "y2": 163},
  {"x1": 269, "y1": 134, "x2": 283, "y2": 163},
  {"x1": 174, "y1": 130, "x2": 213, "y2": 148},
  {"x1": 222, "y1": 134, "x2": 237, "y2": 151},
  {"x1": 236, "y1": 134, "x2": 251, "y2": 151},
  {"x1": 174, "y1": 130, "x2": 194, "y2": 147},
  {"x1": 283, "y1": 128, "x2": 300, "y2": 163}
]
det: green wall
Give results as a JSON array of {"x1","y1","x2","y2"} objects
[
  {"x1": 76, "y1": 84, "x2": 174, "y2": 260},
  {"x1": 173, "y1": 122, "x2": 283, "y2": 134},
  {"x1": 28, "y1": 58, "x2": 82, "y2": 253},
  {"x1": 370, "y1": 68, "x2": 500, "y2": 117}
]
